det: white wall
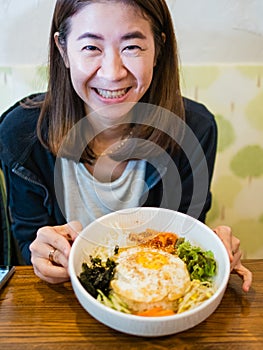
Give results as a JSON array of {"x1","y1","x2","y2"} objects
[
  {"x1": 0, "y1": 0, "x2": 262, "y2": 66},
  {"x1": 0, "y1": 0, "x2": 55, "y2": 66},
  {"x1": 167, "y1": 0, "x2": 263, "y2": 64}
]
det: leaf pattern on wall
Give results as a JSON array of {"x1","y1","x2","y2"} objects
[
  {"x1": 180, "y1": 66, "x2": 220, "y2": 100},
  {"x1": 230, "y1": 145, "x2": 263, "y2": 182},
  {"x1": 215, "y1": 114, "x2": 235, "y2": 152},
  {"x1": 245, "y1": 92, "x2": 263, "y2": 131}
]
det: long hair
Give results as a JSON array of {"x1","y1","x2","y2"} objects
[{"x1": 34, "y1": 0, "x2": 185, "y2": 161}]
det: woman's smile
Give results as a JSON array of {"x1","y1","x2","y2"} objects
[{"x1": 94, "y1": 87, "x2": 131, "y2": 100}]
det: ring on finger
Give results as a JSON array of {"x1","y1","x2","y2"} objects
[{"x1": 49, "y1": 248, "x2": 57, "y2": 263}]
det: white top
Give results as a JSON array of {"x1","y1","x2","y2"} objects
[{"x1": 60, "y1": 158, "x2": 146, "y2": 228}]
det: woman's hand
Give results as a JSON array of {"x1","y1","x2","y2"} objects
[
  {"x1": 213, "y1": 225, "x2": 252, "y2": 292},
  {"x1": 29, "y1": 221, "x2": 82, "y2": 284}
]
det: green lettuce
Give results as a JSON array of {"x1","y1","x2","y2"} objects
[{"x1": 176, "y1": 239, "x2": 217, "y2": 282}]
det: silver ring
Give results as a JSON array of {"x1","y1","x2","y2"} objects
[{"x1": 48, "y1": 249, "x2": 56, "y2": 263}]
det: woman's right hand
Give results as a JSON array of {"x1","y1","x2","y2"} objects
[{"x1": 29, "y1": 221, "x2": 82, "y2": 284}]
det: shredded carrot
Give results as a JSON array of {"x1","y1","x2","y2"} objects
[{"x1": 136, "y1": 307, "x2": 175, "y2": 317}]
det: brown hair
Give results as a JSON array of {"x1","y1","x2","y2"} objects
[{"x1": 35, "y1": 0, "x2": 185, "y2": 161}]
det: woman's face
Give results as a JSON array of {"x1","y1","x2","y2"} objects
[{"x1": 57, "y1": 1, "x2": 156, "y2": 121}]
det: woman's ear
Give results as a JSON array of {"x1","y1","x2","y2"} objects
[
  {"x1": 161, "y1": 32, "x2": 166, "y2": 44},
  {"x1": 154, "y1": 32, "x2": 166, "y2": 67},
  {"x1": 54, "y1": 32, "x2": 70, "y2": 68}
]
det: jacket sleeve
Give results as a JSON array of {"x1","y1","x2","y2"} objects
[
  {"x1": 1, "y1": 141, "x2": 66, "y2": 265},
  {"x1": 2, "y1": 162, "x2": 60, "y2": 265},
  {"x1": 0, "y1": 96, "x2": 65, "y2": 265}
]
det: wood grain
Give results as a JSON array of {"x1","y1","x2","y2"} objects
[{"x1": 0, "y1": 260, "x2": 262, "y2": 350}]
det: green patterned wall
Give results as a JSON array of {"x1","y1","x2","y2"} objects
[
  {"x1": 1, "y1": 65, "x2": 262, "y2": 258},
  {"x1": 181, "y1": 65, "x2": 263, "y2": 258}
]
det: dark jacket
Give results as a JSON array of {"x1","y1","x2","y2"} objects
[{"x1": 0, "y1": 94, "x2": 217, "y2": 264}]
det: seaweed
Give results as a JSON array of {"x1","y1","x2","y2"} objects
[{"x1": 78, "y1": 256, "x2": 117, "y2": 298}]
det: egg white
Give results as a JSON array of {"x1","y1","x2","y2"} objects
[{"x1": 110, "y1": 247, "x2": 190, "y2": 310}]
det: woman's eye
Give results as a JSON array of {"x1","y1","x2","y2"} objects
[
  {"x1": 82, "y1": 45, "x2": 101, "y2": 57},
  {"x1": 123, "y1": 45, "x2": 144, "y2": 56},
  {"x1": 124, "y1": 45, "x2": 141, "y2": 51},
  {"x1": 84, "y1": 45, "x2": 99, "y2": 52}
]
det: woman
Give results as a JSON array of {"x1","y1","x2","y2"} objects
[{"x1": 0, "y1": 0, "x2": 252, "y2": 289}]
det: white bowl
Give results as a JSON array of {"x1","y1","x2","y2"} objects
[{"x1": 68, "y1": 207, "x2": 230, "y2": 337}]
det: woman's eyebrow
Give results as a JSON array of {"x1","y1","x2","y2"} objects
[
  {"x1": 77, "y1": 32, "x2": 103, "y2": 41},
  {"x1": 121, "y1": 31, "x2": 147, "y2": 40},
  {"x1": 77, "y1": 31, "x2": 147, "y2": 41}
]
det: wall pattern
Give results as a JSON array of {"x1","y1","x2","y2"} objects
[
  {"x1": 0, "y1": 64, "x2": 262, "y2": 258},
  {"x1": 180, "y1": 65, "x2": 263, "y2": 259}
]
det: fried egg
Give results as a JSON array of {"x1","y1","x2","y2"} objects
[{"x1": 110, "y1": 247, "x2": 190, "y2": 309}]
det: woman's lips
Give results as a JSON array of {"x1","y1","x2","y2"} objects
[{"x1": 95, "y1": 87, "x2": 130, "y2": 99}]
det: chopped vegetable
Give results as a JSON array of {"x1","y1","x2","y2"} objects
[
  {"x1": 136, "y1": 307, "x2": 175, "y2": 317},
  {"x1": 97, "y1": 290, "x2": 131, "y2": 313},
  {"x1": 175, "y1": 239, "x2": 217, "y2": 281},
  {"x1": 78, "y1": 256, "x2": 117, "y2": 298}
]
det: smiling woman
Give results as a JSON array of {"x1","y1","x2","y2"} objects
[
  {"x1": 41, "y1": 0, "x2": 183, "y2": 160},
  {"x1": 0, "y1": 0, "x2": 252, "y2": 293}
]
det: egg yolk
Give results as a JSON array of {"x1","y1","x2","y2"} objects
[{"x1": 136, "y1": 251, "x2": 168, "y2": 269}]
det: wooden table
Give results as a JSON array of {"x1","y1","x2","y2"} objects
[{"x1": 0, "y1": 260, "x2": 262, "y2": 350}]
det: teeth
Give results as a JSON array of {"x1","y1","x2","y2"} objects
[{"x1": 96, "y1": 88, "x2": 127, "y2": 99}]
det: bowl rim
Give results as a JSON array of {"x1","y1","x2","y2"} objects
[{"x1": 69, "y1": 207, "x2": 230, "y2": 321}]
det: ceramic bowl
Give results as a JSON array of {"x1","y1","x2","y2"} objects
[{"x1": 68, "y1": 207, "x2": 230, "y2": 337}]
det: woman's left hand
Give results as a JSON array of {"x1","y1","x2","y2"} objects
[{"x1": 213, "y1": 225, "x2": 252, "y2": 292}]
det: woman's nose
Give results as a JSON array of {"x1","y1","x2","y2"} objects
[{"x1": 97, "y1": 51, "x2": 127, "y2": 81}]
